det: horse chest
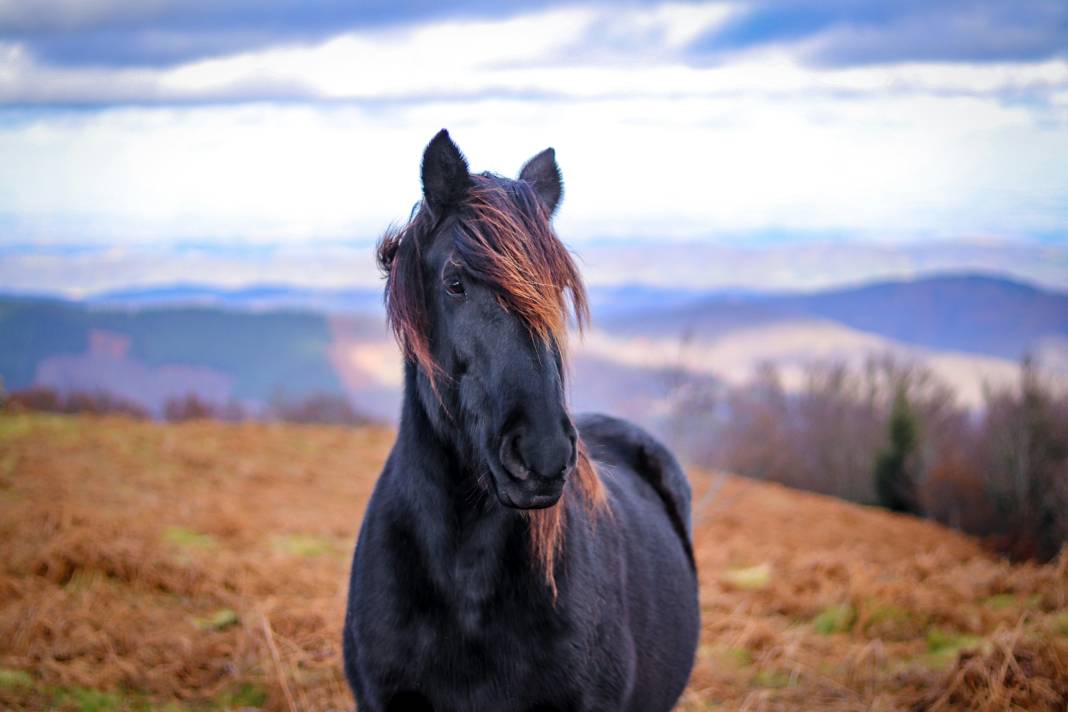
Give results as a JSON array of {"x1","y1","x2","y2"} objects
[
  {"x1": 400, "y1": 527, "x2": 553, "y2": 644},
  {"x1": 358, "y1": 516, "x2": 587, "y2": 695}
]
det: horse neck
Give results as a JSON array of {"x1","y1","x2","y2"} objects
[
  {"x1": 393, "y1": 362, "x2": 529, "y2": 586},
  {"x1": 395, "y1": 361, "x2": 479, "y2": 494}
]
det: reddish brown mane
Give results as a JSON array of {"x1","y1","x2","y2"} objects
[{"x1": 377, "y1": 174, "x2": 606, "y2": 593}]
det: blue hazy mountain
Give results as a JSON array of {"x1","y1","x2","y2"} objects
[
  {"x1": 0, "y1": 296, "x2": 345, "y2": 411},
  {"x1": 2, "y1": 273, "x2": 1065, "y2": 418},
  {"x1": 603, "y1": 273, "x2": 1068, "y2": 361},
  {"x1": 91, "y1": 283, "x2": 384, "y2": 313},
  {"x1": 774, "y1": 274, "x2": 1068, "y2": 360}
]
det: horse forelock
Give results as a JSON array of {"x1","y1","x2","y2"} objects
[{"x1": 461, "y1": 175, "x2": 589, "y2": 349}]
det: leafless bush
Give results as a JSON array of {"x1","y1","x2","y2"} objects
[
  {"x1": 695, "y1": 355, "x2": 952, "y2": 504},
  {"x1": 667, "y1": 353, "x2": 1068, "y2": 562},
  {"x1": 162, "y1": 393, "x2": 215, "y2": 421},
  {"x1": 162, "y1": 393, "x2": 246, "y2": 422},
  {"x1": 973, "y1": 360, "x2": 1068, "y2": 561},
  {"x1": 268, "y1": 391, "x2": 375, "y2": 426},
  {"x1": 5, "y1": 386, "x2": 149, "y2": 419}
]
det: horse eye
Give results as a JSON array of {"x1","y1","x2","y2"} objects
[{"x1": 444, "y1": 276, "x2": 466, "y2": 297}]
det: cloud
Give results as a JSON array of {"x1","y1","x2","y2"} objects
[
  {"x1": 687, "y1": 0, "x2": 1068, "y2": 67},
  {"x1": 0, "y1": 0, "x2": 584, "y2": 68},
  {"x1": 4, "y1": 240, "x2": 1067, "y2": 296},
  {"x1": 1, "y1": 2, "x2": 1066, "y2": 258},
  {"x1": 4, "y1": 0, "x2": 1066, "y2": 74},
  {"x1": 3, "y1": 4, "x2": 1067, "y2": 109},
  {"x1": 2, "y1": 82, "x2": 1066, "y2": 249}
]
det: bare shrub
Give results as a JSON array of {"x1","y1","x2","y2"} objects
[
  {"x1": 5, "y1": 386, "x2": 148, "y2": 419},
  {"x1": 5, "y1": 386, "x2": 64, "y2": 413},
  {"x1": 921, "y1": 449, "x2": 993, "y2": 534},
  {"x1": 974, "y1": 360, "x2": 1068, "y2": 562},
  {"x1": 697, "y1": 355, "x2": 951, "y2": 505},
  {"x1": 667, "y1": 352, "x2": 1068, "y2": 562},
  {"x1": 913, "y1": 627, "x2": 1068, "y2": 712},
  {"x1": 268, "y1": 391, "x2": 374, "y2": 426},
  {"x1": 161, "y1": 393, "x2": 242, "y2": 422}
]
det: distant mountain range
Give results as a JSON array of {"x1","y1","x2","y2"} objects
[
  {"x1": 86, "y1": 282, "x2": 742, "y2": 319},
  {"x1": 90, "y1": 283, "x2": 385, "y2": 313},
  {"x1": 0, "y1": 296, "x2": 360, "y2": 414},
  {"x1": 605, "y1": 273, "x2": 1068, "y2": 361},
  {"x1": 2, "y1": 273, "x2": 1065, "y2": 424}
]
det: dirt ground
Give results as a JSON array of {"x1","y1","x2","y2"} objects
[{"x1": 1, "y1": 413, "x2": 1066, "y2": 711}]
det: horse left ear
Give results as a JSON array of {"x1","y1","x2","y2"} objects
[
  {"x1": 422, "y1": 129, "x2": 472, "y2": 215},
  {"x1": 519, "y1": 147, "x2": 563, "y2": 216}
]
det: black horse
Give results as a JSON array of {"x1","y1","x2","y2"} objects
[{"x1": 343, "y1": 130, "x2": 699, "y2": 712}]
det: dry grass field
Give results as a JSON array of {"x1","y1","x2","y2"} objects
[{"x1": 1, "y1": 412, "x2": 1066, "y2": 711}]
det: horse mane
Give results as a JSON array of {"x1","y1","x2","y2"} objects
[{"x1": 377, "y1": 173, "x2": 606, "y2": 594}]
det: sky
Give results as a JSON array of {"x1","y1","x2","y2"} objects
[{"x1": 1, "y1": 0, "x2": 1067, "y2": 293}]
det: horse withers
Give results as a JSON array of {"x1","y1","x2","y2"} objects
[{"x1": 343, "y1": 130, "x2": 699, "y2": 711}]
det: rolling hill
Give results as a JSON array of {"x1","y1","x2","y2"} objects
[
  {"x1": 1, "y1": 413, "x2": 1065, "y2": 711},
  {"x1": 0, "y1": 297, "x2": 351, "y2": 415},
  {"x1": 1, "y1": 273, "x2": 1065, "y2": 422},
  {"x1": 601, "y1": 273, "x2": 1068, "y2": 361},
  {"x1": 90, "y1": 284, "x2": 384, "y2": 314}
]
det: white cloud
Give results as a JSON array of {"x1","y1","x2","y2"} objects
[
  {"x1": 0, "y1": 4, "x2": 1066, "y2": 250},
  {"x1": 2, "y1": 88, "x2": 1065, "y2": 247},
  {"x1": 4, "y1": 5, "x2": 1067, "y2": 105}
]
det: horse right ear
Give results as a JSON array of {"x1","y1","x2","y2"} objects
[
  {"x1": 519, "y1": 147, "x2": 562, "y2": 216},
  {"x1": 421, "y1": 129, "x2": 471, "y2": 215}
]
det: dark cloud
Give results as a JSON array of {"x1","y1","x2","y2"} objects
[
  {"x1": 688, "y1": 0, "x2": 1068, "y2": 66},
  {"x1": 5, "y1": 0, "x2": 1065, "y2": 73},
  {"x1": 0, "y1": 0, "x2": 582, "y2": 68}
]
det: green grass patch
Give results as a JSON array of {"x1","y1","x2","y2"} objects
[
  {"x1": 216, "y1": 682, "x2": 267, "y2": 709},
  {"x1": 813, "y1": 603, "x2": 855, "y2": 635},
  {"x1": 163, "y1": 526, "x2": 217, "y2": 550},
  {"x1": 0, "y1": 668, "x2": 34, "y2": 689},
  {"x1": 701, "y1": 644, "x2": 753, "y2": 668},
  {"x1": 753, "y1": 669, "x2": 793, "y2": 689},
  {"x1": 45, "y1": 684, "x2": 201, "y2": 712},
  {"x1": 195, "y1": 608, "x2": 239, "y2": 631},
  {"x1": 723, "y1": 647, "x2": 753, "y2": 667},
  {"x1": 0, "y1": 414, "x2": 36, "y2": 443},
  {"x1": 860, "y1": 601, "x2": 929, "y2": 641},
  {"x1": 923, "y1": 628, "x2": 984, "y2": 667},
  {"x1": 0, "y1": 413, "x2": 79, "y2": 444},
  {"x1": 983, "y1": 593, "x2": 1018, "y2": 609},
  {"x1": 864, "y1": 603, "x2": 910, "y2": 627},
  {"x1": 1053, "y1": 611, "x2": 1068, "y2": 636},
  {"x1": 721, "y1": 563, "x2": 771, "y2": 591},
  {"x1": 51, "y1": 686, "x2": 124, "y2": 712},
  {"x1": 272, "y1": 533, "x2": 333, "y2": 557},
  {"x1": 983, "y1": 593, "x2": 1040, "y2": 610}
]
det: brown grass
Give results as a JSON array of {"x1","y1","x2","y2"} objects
[{"x1": 1, "y1": 412, "x2": 1066, "y2": 711}]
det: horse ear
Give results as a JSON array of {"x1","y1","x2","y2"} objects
[
  {"x1": 518, "y1": 147, "x2": 563, "y2": 216},
  {"x1": 421, "y1": 129, "x2": 471, "y2": 214}
]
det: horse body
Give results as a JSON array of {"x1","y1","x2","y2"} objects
[
  {"x1": 346, "y1": 398, "x2": 697, "y2": 711},
  {"x1": 343, "y1": 131, "x2": 698, "y2": 712}
]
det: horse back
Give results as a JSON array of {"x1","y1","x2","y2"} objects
[
  {"x1": 575, "y1": 413, "x2": 699, "y2": 711},
  {"x1": 576, "y1": 413, "x2": 695, "y2": 568}
]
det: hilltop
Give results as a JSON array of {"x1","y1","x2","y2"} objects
[{"x1": 1, "y1": 413, "x2": 1065, "y2": 711}]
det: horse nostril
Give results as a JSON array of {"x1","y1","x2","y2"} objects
[{"x1": 499, "y1": 428, "x2": 530, "y2": 481}]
